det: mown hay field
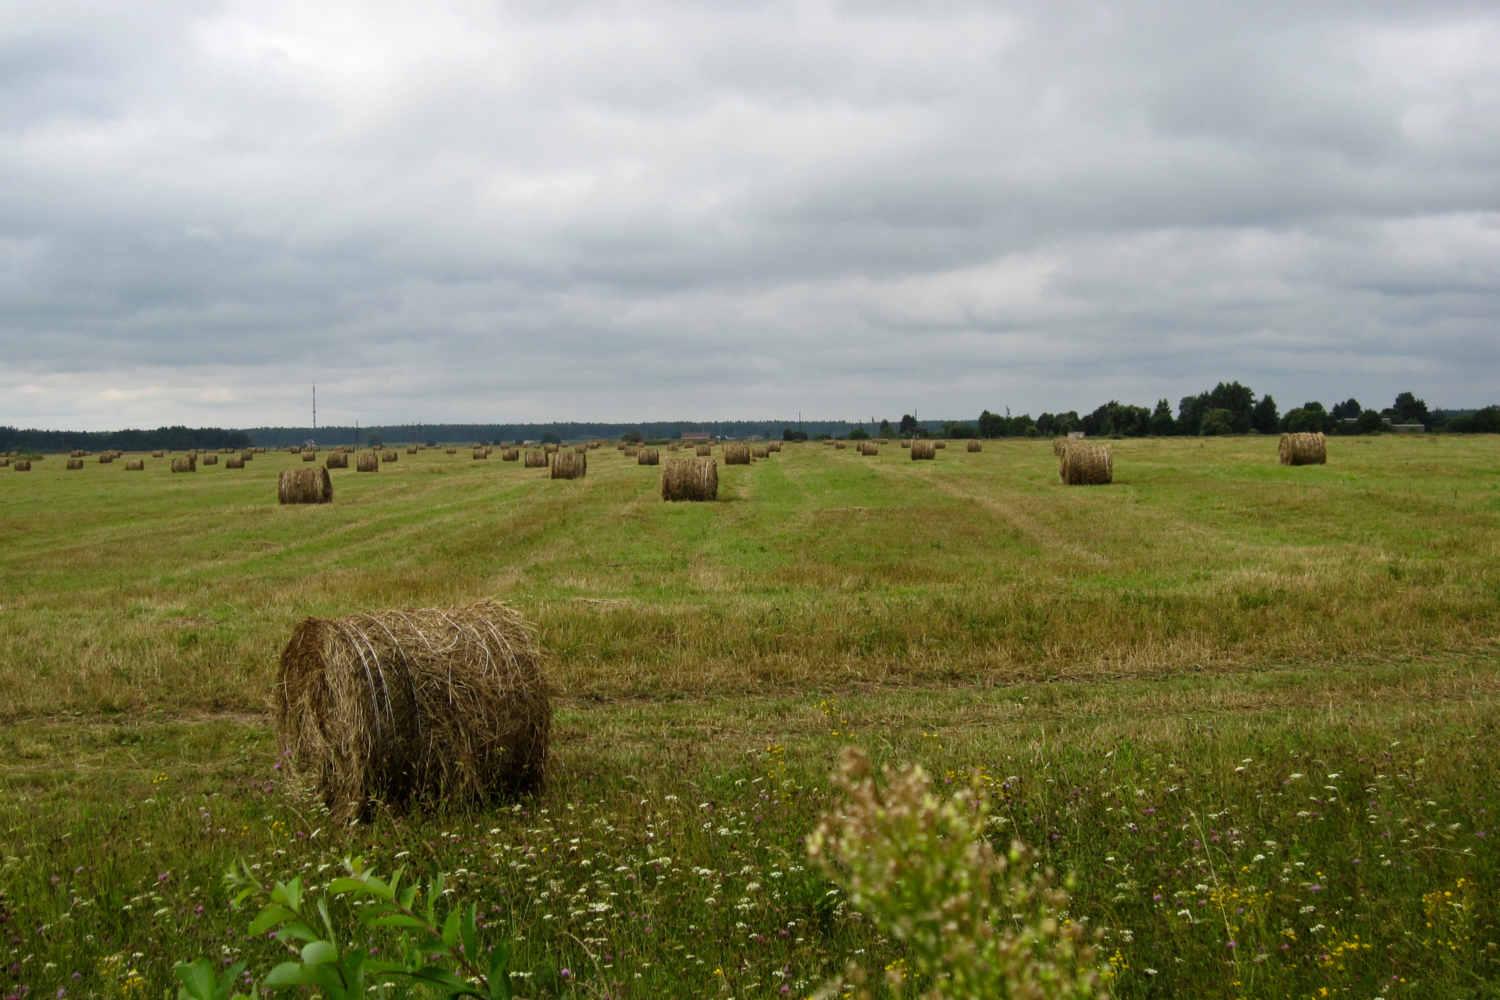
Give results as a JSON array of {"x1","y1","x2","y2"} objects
[{"x1": 4, "y1": 436, "x2": 1500, "y2": 999}]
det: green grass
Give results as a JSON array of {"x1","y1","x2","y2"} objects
[{"x1": 3, "y1": 437, "x2": 1500, "y2": 998}]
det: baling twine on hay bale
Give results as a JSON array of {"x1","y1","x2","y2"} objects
[
  {"x1": 1059, "y1": 443, "x2": 1112, "y2": 485},
  {"x1": 661, "y1": 457, "x2": 718, "y2": 501},
  {"x1": 1279, "y1": 432, "x2": 1327, "y2": 466},
  {"x1": 551, "y1": 451, "x2": 587, "y2": 480},
  {"x1": 273, "y1": 599, "x2": 551, "y2": 823},
  {"x1": 279, "y1": 467, "x2": 333, "y2": 504}
]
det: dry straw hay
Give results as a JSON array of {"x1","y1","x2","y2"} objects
[
  {"x1": 382, "y1": 451, "x2": 398, "y2": 463},
  {"x1": 357, "y1": 452, "x2": 379, "y2": 473},
  {"x1": 623, "y1": 446, "x2": 638, "y2": 456},
  {"x1": 1279, "y1": 432, "x2": 1327, "y2": 466},
  {"x1": 502, "y1": 448, "x2": 519, "y2": 461},
  {"x1": 724, "y1": 442, "x2": 751, "y2": 465},
  {"x1": 325, "y1": 452, "x2": 348, "y2": 469},
  {"x1": 289, "y1": 446, "x2": 302, "y2": 454},
  {"x1": 551, "y1": 451, "x2": 587, "y2": 480},
  {"x1": 1059, "y1": 443, "x2": 1112, "y2": 485},
  {"x1": 240, "y1": 451, "x2": 254, "y2": 462},
  {"x1": 751, "y1": 445, "x2": 769, "y2": 458},
  {"x1": 272, "y1": 599, "x2": 550, "y2": 823},
  {"x1": 767, "y1": 441, "x2": 781, "y2": 452},
  {"x1": 171, "y1": 456, "x2": 196, "y2": 473},
  {"x1": 617, "y1": 443, "x2": 627, "y2": 451},
  {"x1": 302, "y1": 451, "x2": 317, "y2": 462},
  {"x1": 910, "y1": 439, "x2": 936, "y2": 460},
  {"x1": 406, "y1": 446, "x2": 418, "y2": 455},
  {"x1": 70, "y1": 450, "x2": 87, "y2": 458},
  {"x1": 279, "y1": 467, "x2": 334, "y2": 504},
  {"x1": 67, "y1": 459, "x2": 84, "y2": 470},
  {"x1": 14, "y1": 460, "x2": 31, "y2": 472},
  {"x1": 484, "y1": 447, "x2": 493, "y2": 457},
  {"x1": 934, "y1": 440, "x2": 947, "y2": 449},
  {"x1": 695, "y1": 444, "x2": 712, "y2": 457},
  {"x1": 588, "y1": 442, "x2": 601, "y2": 450},
  {"x1": 900, "y1": 440, "x2": 911, "y2": 448},
  {"x1": 638, "y1": 447, "x2": 660, "y2": 465},
  {"x1": 857, "y1": 441, "x2": 878, "y2": 456},
  {"x1": 544, "y1": 443, "x2": 559, "y2": 454},
  {"x1": 125, "y1": 459, "x2": 144, "y2": 471},
  {"x1": 667, "y1": 443, "x2": 680, "y2": 452},
  {"x1": 524, "y1": 450, "x2": 548, "y2": 468},
  {"x1": 472, "y1": 448, "x2": 487, "y2": 460},
  {"x1": 661, "y1": 457, "x2": 718, "y2": 501},
  {"x1": 201, "y1": 454, "x2": 218, "y2": 466},
  {"x1": 1052, "y1": 438, "x2": 1069, "y2": 457},
  {"x1": 573, "y1": 444, "x2": 587, "y2": 454},
  {"x1": 98, "y1": 454, "x2": 113, "y2": 463},
  {"x1": 0, "y1": 458, "x2": 9, "y2": 467},
  {"x1": 152, "y1": 451, "x2": 164, "y2": 458},
  {"x1": 967, "y1": 440, "x2": 982, "y2": 452},
  {"x1": 226, "y1": 456, "x2": 246, "y2": 469},
  {"x1": 446, "y1": 447, "x2": 457, "y2": 454}
]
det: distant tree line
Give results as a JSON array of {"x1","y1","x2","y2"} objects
[{"x1": 0, "y1": 425, "x2": 251, "y2": 453}]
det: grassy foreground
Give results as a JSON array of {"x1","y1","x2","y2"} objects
[{"x1": 3, "y1": 437, "x2": 1500, "y2": 998}]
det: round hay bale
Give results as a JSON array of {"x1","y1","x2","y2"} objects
[
  {"x1": 667, "y1": 443, "x2": 680, "y2": 451},
  {"x1": 638, "y1": 447, "x2": 660, "y2": 465},
  {"x1": 70, "y1": 450, "x2": 88, "y2": 458},
  {"x1": 1059, "y1": 443, "x2": 1112, "y2": 485},
  {"x1": 545, "y1": 443, "x2": 559, "y2": 455},
  {"x1": 573, "y1": 444, "x2": 587, "y2": 454},
  {"x1": 302, "y1": 451, "x2": 317, "y2": 462},
  {"x1": 67, "y1": 458, "x2": 84, "y2": 470},
  {"x1": 661, "y1": 457, "x2": 718, "y2": 501},
  {"x1": 152, "y1": 451, "x2": 164, "y2": 458},
  {"x1": 406, "y1": 446, "x2": 417, "y2": 455},
  {"x1": 767, "y1": 442, "x2": 782, "y2": 452},
  {"x1": 934, "y1": 440, "x2": 947, "y2": 449},
  {"x1": 357, "y1": 451, "x2": 379, "y2": 472},
  {"x1": 279, "y1": 467, "x2": 334, "y2": 504},
  {"x1": 382, "y1": 450, "x2": 398, "y2": 463},
  {"x1": 325, "y1": 452, "x2": 348, "y2": 470},
  {"x1": 551, "y1": 451, "x2": 587, "y2": 480},
  {"x1": 624, "y1": 446, "x2": 638, "y2": 456},
  {"x1": 967, "y1": 440, "x2": 982, "y2": 452},
  {"x1": 1052, "y1": 438, "x2": 1068, "y2": 457},
  {"x1": 125, "y1": 459, "x2": 144, "y2": 471},
  {"x1": 724, "y1": 443, "x2": 751, "y2": 465},
  {"x1": 289, "y1": 446, "x2": 302, "y2": 454},
  {"x1": 446, "y1": 447, "x2": 457, "y2": 454},
  {"x1": 273, "y1": 599, "x2": 550, "y2": 823},
  {"x1": 473, "y1": 448, "x2": 487, "y2": 460},
  {"x1": 900, "y1": 440, "x2": 911, "y2": 448},
  {"x1": 858, "y1": 441, "x2": 878, "y2": 456},
  {"x1": 1279, "y1": 432, "x2": 1327, "y2": 466},
  {"x1": 911, "y1": 440, "x2": 936, "y2": 460},
  {"x1": 588, "y1": 442, "x2": 601, "y2": 450},
  {"x1": 695, "y1": 444, "x2": 712, "y2": 457},
  {"x1": 617, "y1": 443, "x2": 627, "y2": 451},
  {"x1": 171, "y1": 456, "x2": 196, "y2": 473},
  {"x1": 484, "y1": 447, "x2": 493, "y2": 457},
  {"x1": 201, "y1": 453, "x2": 218, "y2": 466},
  {"x1": 241, "y1": 450, "x2": 254, "y2": 462},
  {"x1": 524, "y1": 450, "x2": 548, "y2": 468},
  {"x1": 14, "y1": 460, "x2": 31, "y2": 472},
  {"x1": 835, "y1": 441, "x2": 846, "y2": 450},
  {"x1": 98, "y1": 454, "x2": 113, "y2": 464},
  {"x1": 0, "y1": 458, "x2": 9, "y2": 467},
  {"x1": 226, "y1": 455, "x2": 246, "y2": 469},
  {"x1": 502, "y1": 448, "x2": 519, "y2": 461},
  {"x1": 751, "y1": 445, "x2": 770, "y2": 458}
]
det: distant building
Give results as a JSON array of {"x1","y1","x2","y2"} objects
[
  {"x1": 1389, "y1": 423, "x2": 1425, "y2": 433},
  {"x1": 1068, "y1": 431, "x2": 1085, "y2": 439}
]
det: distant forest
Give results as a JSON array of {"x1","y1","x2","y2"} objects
[{"x1": 3, "y1": 385, "x2": 1496, "y2": 452}]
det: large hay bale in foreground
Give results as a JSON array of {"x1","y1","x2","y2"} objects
[
  {"x1": 724, "y1": 443, "x2": 751, "y2": 465},
  {"x1": 279, "y1": 467, "x2": 334, "y2": 504},
  {"x1": 226, "y1": 456, "x2": 245, "y2": 469},
  {"x1": 273, "y1": 600, "x2": 550, "y2": 823},
  {"x1": 67, "y1": 459, "x2": 84, "y2": 470},
  {"x1": 695, "y1": 444, "x2": 712, "y2": 457},
  {"x1": 638, "y1": 448, "x2": 660, "y2": 465},
  {"x1": 356, "y1": 452, "x2": 379, "y2": 472},
  {"x1": 1279, "y1": 432, "x2": 1326, "y2": 466},
  {"x1": 171, "y1": 456, "x2": 196, "y2": 473},
  {"x1": 524, "y1": 450, "x2": 548, "y2": 468},
  {"x1": 551, "y1": 451, "x2": 587, "y2": 479},
  {"x1": 1059, "y1": 443, "x2": 1112, "y2": 485},
  {"x1": 911, "y1": 440, "x2": 936, "y2": 460},
  {"x1": 967, "y1": 440, "x2": 982, "y2": 452},
  {"x1": 325, "y1": 452, "x2": 348, "y2": 469},
  {"x1": 661, "y1": 457, "x2": 718, "y2": 501},
  {"x1": 382, "y1": 451, "x2": 398, "y2": 463},
  {"x1": 502, "y1": 448, "x2": 519, "y2": 461},
  {"x1": 125, "y1": 459, "x2": 144, "y2": 471},
  {"x1": 302, "y1": 451, "x2": 316, "y2": 462},
  {"x1": 14, "y1": 460, "x2": 31, "y2": 472},
  {"x1": 201, "y1": 453, "x2": 218, "y2": 466}
]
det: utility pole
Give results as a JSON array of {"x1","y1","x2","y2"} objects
[{"x1": 312, "y1": 385, "x2": 316, "y2": 431}]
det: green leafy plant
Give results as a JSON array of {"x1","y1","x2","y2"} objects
[
  {"x1": 175, "y1": 858, "x2": 517, "y2": 1000},
  {"x1": 808, "y1": 747, "x2": 1104, "y2": 1000}
]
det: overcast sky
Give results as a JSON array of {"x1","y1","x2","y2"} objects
[{"x1": 2, "y1": 0, "x2": 1497, "y2": 430}]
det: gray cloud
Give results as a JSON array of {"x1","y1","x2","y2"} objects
[{"x1": 2, "y1": 0, "x2": 1498, "y2": 429}]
